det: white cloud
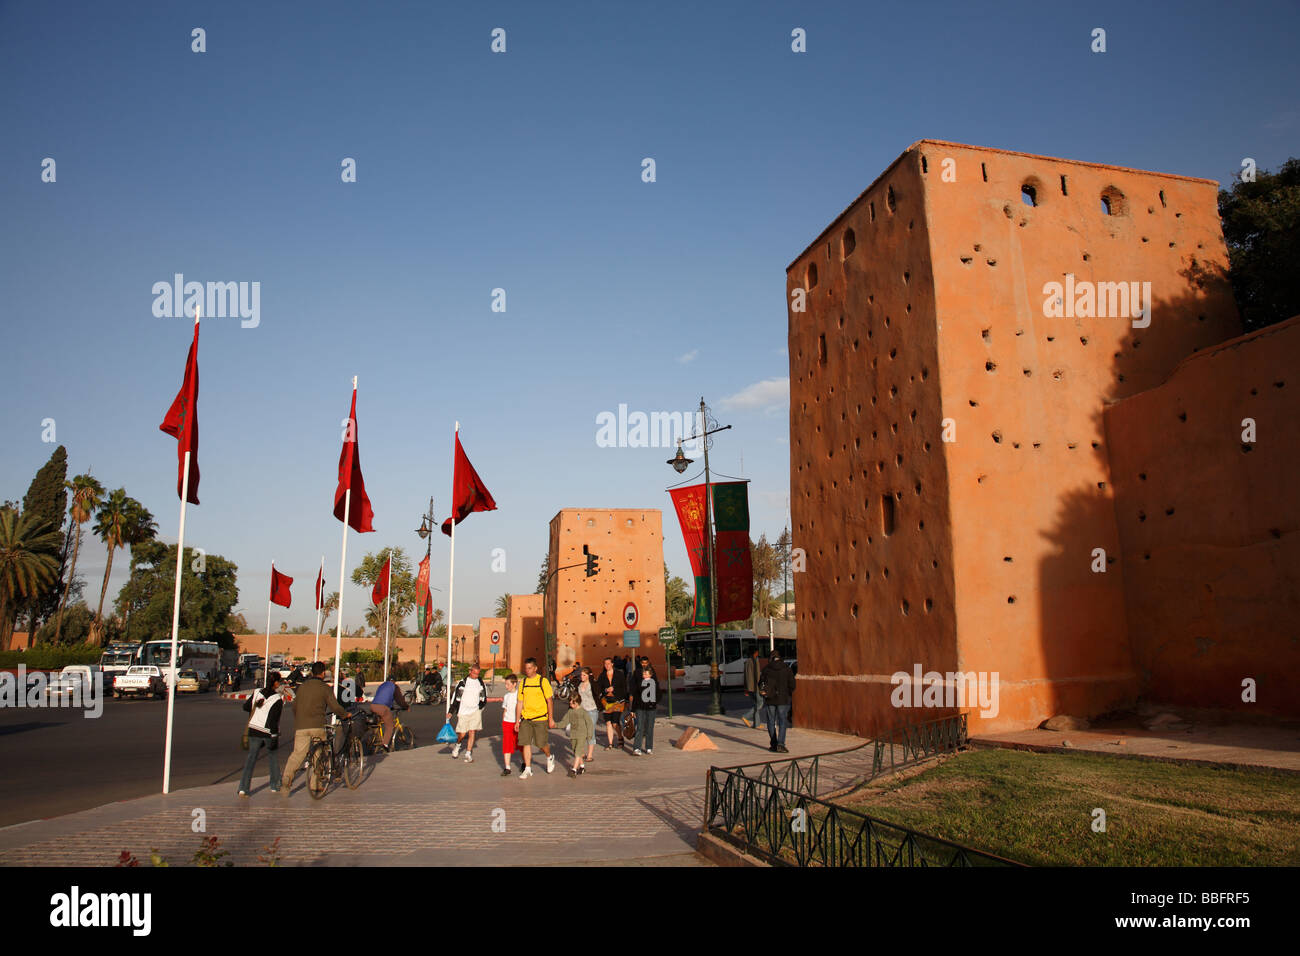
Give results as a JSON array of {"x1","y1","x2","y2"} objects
[
  {"x1": 677, "y1": 349, "x2": 699, "y2": 364},
  {"x1": 718, "y1": 377, "x2": 789, "y2": 412}
]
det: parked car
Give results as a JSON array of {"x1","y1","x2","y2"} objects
[
  {"x1": 175, "y1": 668, "x2": 210, "y2": 694},
  {"x1": 113, "y1": 665, "x2": 168, "y2": 700},
  {"x1": 45, "y1": 665, "x2": 103, "y2": 702}
]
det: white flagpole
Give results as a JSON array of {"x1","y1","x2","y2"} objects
[
  {"x1": 334, "y1": 376, "x2": 357, "y2": 700},
  {"x1": 161, "y1": 449, "x2": 190, "y2": 795},
  {"x1": 313, "y1": 555, "x2": 324, "y2": 662},
  {"x1": 445, "y1": 421, "x2": 458, "y2": 723},
  {"x1": 383, "y1": 554, "x2": 392, "y2": 682},
  {"x1": 161, "y1": 305, "x2": 198, "y2": 796},
  {"x1": 265, "y1": 561, "x2": 274, "y2": 670}
]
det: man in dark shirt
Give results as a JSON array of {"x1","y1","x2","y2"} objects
[{"x1": 759, "y1": 651, "x2": 796, "y2": 753}]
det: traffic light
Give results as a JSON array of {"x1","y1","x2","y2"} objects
[{"x1": 584, "y1": 545, "x2": 600, "y2": 577}]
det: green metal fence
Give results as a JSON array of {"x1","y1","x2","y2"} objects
[{"x1": 872, "y1": 712, "x2": 969, "y2": 777}]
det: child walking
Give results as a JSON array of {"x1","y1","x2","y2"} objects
[
  {"x1": 557, "y1": 695, "x2": 594, "y2": 777},
  {"x1": 488, "y1": 673, "x2": 519, "y2": 776}
]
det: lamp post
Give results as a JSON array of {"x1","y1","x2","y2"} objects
[
  {"x1": 667, "y1": 396, "x2": 732, "y2": 716},
  {"x1": 415, "y1": 497, "x2": 443, "y2": 676}
]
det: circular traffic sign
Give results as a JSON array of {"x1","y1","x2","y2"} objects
[
  {"x1": 491, "y1": 630, "x2": 501, "y2": 644},
  {"x1": 622, "y1": 602, "x2": 639, "y2": 628}
]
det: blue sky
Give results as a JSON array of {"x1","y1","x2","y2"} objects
[{"x1": 2, "y1": 0, "x2": 1297, "y2": 633}]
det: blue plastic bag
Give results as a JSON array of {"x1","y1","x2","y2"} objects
[{"x1": 436, "y1": 720, "x2": 457, "y2": 744}]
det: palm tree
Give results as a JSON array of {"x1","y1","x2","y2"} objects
[
  {"x1": 494, "y1": 593, "x2": 511, "y2": 618},
  {"x1": 90, "y1": 490, "x2": 156, "y2": 645},
  {"x1": 320, "y1": 591, "x2": 340, "y2": 633},
  {"x1": 0, "y1": 508, "x2": 63, "y2": 651},
  {"x1": 54, "y1": 474, "x2": 103, "y2": 642}
]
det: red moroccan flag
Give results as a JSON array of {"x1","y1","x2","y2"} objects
[
  {"x1": 372, "y1": 556, "x2": 391, "y2": 605},
  {"x1": 421, "y1": 590, "x2": 434, "y2": 637},
  {"x1": 270, "y1": 567, "x2": 293, "y2": 608},
  {"x1": 315, "y1": 565, "x2": 325, "y2": 610},
  {"x1": 441, "y1": 432, "x2": 497, "y2": 535},
  {"x1": 333, "y1": 387, "x2": 375, "y2": 533},
  {"x1": 158, "y1": 321, "x2": 200, "y2": 505}
]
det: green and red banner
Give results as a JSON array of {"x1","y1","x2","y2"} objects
[
  {"x1": 668, "y1": 481, "x2": 753, "y2": 625},
  {"x1": 416, "y1": 555, "x2": 431, "y2": 634}
]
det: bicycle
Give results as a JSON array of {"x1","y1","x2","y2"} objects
[
  {"x1": 305, "y1": 710, "x2": 365, "y2": 799},
  {"x1": 363, "y1": 708, "x2": 415, "y2": 753}
]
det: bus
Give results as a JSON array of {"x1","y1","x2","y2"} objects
[
  {"x1": 133, "y1": 640, "x2": 222, "y2": 683},
  {"x1": 98, "y1": 643, "x2": 136, "y2": 683},
  {"x1": 677, "y1": 629, "x2": 797, "y2": 689}
]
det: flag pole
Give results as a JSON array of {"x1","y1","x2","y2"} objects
[
  {"x1": 334, "y1": 376, "x2": 357, "y2": 700},
  {"x1": 265, "y1": 561, "x2": 274, "y2": 671},
  {"x1": 313, "y1": 555, "x2": 324, "y2": 662},
  {"x1": 445, "y1": 421, "x2": 458, "y2": 723},
  {"x1": 383, "y1": 554, "x2": 392, "y2": 682},
  {"x1": 161, "y1": 305, "x2": 199, "y2": 796},
  {"x1": 161, "y1": 448, "x2": 190, "y2": 796}
]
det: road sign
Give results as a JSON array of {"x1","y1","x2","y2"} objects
[
  {"x1": 491, "y1": 630, "x2": 500, "y2": 644},
  {"x1": 623, "y1": 629, "x2": 641, "y2": 648},
  {"x1": 658, "y1": 625, "x2": 677, "y2": 646},
  {"x1": 623, "y1": 602, "x2": 639, "y2": 629},
  {"x1": 489, "y1": 644, "x2": 499, "y2": 655}
]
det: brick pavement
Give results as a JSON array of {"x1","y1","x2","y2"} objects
[{"x1": 0, "y1": 714, "x2": 861, "y2": 867}]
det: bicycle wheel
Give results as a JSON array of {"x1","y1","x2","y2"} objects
[
  {"x1": 343, "y1": 734, "x2": 364, "y2": 789},
  {"x1": 307, "y1": 743, "x2": 329, "y2": 800},
  {"x1": 395, "y1": 726, "x2": 414, "y2": 750}
]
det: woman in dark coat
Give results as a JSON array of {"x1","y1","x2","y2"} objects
[{"x1": 593, "y1": 657, "x2": 628, "y2": 749}]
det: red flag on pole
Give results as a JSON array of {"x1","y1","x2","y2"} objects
[
  {"x1": 158, "y1": 322, "x2": 200, "y2": 505},
  {"x1": 421, "y1": 589, "x2": 434, "y2": 637},
  {"x1": 315, "y1": 565, "x2": 325, "y2": 610},
  {"x1": 270, "y1": 567, "x2": 293, "y2": 608},
  {"x1": 333, "y1": 388, "x2": 375, "y2": 533},
  {"x1": 372, "y1": 556, "x2": 391, "y2": 605},
  {"x1": 441, "y1": 433, "x2": 497, "y2": 535}
]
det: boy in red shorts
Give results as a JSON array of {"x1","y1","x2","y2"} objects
[{"x1": 488, "y1": 674, "x2": 519, "y2": 776}]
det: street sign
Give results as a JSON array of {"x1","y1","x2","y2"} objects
[
  {"x1": 658, "y1": 625, "x2": 677, "y2": 646},
  {"x1": 489, "y1": 644, "x2": 499, "y2": 655},
  {"x1": 623, "y1": 602, "x2": 639, "y2": 628},
  {"x1": 622, "y1": 629, "x2": 641, "y2": 648},
  {"x1": 491, "y1": 630, "x2": 500, "y2": 644}
]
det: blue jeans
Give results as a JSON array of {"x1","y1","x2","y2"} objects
[
  {"x1": 240, "y1": 736, "x2": 281, "y2": 793},
  {"x1": 764, "y1": 704, "x2": 790, "y2": 746},
  {"x1": 633, "y1": 709, "x2": 656, "y2": 751},
  {"x1": 746, "y1": 692, "x2": 765, "y2": 728}
]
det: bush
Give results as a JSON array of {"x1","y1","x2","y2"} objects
[
  {"x1": 0, "y1": 643, "x2": 105, "y2": 669},
  {"x1": 33, "y1": 605, "x2": 95, "y2": 645}
]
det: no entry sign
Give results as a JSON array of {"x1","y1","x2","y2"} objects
[
  {"x1": 623, "y1": 602, "x2": 639, "y2": 628},
  {"x1": 491, "y1": 630, "x2": 500, "y2": 644}
]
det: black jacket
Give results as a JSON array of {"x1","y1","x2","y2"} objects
[
  {"x1": 243, "y1": 689, "x2": 284, "y2": 739},
  {"x1": 630, "y1": 669, "x2": 660, "y2": 711},
  {"x1": 449, "y1": 676, "x2": 487, "y2": 713},
  {"x1": 594, "y1": 670, "x2": 627, "y2": 709},
  {"x1": 759, "y1": 660, "x2": 795, "y2": 706}
]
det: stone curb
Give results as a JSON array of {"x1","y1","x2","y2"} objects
[{"x1": 695, "y1": 831, "x2": 770, "y2": 867}]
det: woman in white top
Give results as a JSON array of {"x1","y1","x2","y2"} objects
[{"x1": 577, "y1": 667, "x2": 599, "y2": 762}]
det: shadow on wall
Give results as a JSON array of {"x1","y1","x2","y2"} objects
[{"x1": 1036, "y1": 273, "x2": 1236, "y2": 722}]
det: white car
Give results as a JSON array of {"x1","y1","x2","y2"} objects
[
  {"x1": 113, "y1": 665, "x2": 168, "y2": 700},
  {"x1": 45, "y1": 665, "x2": 103, "y2": 701}
]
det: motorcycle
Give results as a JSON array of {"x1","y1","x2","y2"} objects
[{"x1": 414, "y1": 680, "x2": 445, "y2": 705}]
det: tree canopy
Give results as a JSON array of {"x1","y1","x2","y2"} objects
[
  {"x1": 1219, "y1": 157, "x2": 1300, "y2": 332},
  {"x1": 115, "y1": 540, "x2": 239, "y2": 648}
]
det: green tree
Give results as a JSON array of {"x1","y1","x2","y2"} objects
[
  {"x1": 55, "y1": 473, "x2": 103, "y2": 642},
  {"x1": 535, "y1": 553, "x2": 550, "y2": 594},
  {"x1": 0, "y1": 507, "x2": 63, "y2": 651},
  {"x1": 1219, "y1": 157, "x2": 1300, "y2": 332},
  {"x1": 351, "y1": 547, "x2": 415, "y2": 647},
  {"x1": 115, "y1": 540, "x2": 239, "y2": 647},
  {"x1": 774, "y1": 526, "x2": 793, "y2": 619},
  {"x1": 494, "y1": 593, "x2": 511, "y2": 618},
  {"x1": 35, "y1": 602, "x2": 94, "y2": 644},
  {"x1": 91, "y1": 490, "x2": 156, "y2": 644},
  {"x1": 663, "y1": 565, "x2": 693, "y2": 628},
  {"x1": 319, "y1": 591, "x2": 339, "y2": 633},
  {"x1": 20, "y1": 445, "x2": 69, "y2": 637},
  {"x1": 750, "y1": 534, "x2": 781, "y2": 622}
]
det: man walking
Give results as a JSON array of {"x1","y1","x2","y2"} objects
[
  {"x1": 280, "y1": 661, "x2": 352, "y2": 794},
  {"x1": 742, "y1": 648, "x2": 765, "y2": 730},
  {"x1": 449, "y1": 663, "x2": 488, "y2": 762},
  {"x1": 759, "y1": 650, "x2": 796, "y2": 753},
  {"x1": 515, "y1": 657, "x2": 555, "y2": 778}
]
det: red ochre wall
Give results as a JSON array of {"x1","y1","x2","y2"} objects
[
  {"x1": 789, "y1": 140, "x2": 1243, "y2": 736},
  {"x1": 1105, "y1": 316, "x2": 1300, "y2": 716},
  {"x1": 505, "y1": 594, "x2": 544, "y2": 676},
  {"x1": 234, "y1": 634, "x2": 446, "y2": 665},
  {"x1": 477, "y1": 617, "x2": 506, "y2": 671},
  {"x1": 546, "y1": 509, "x2": 669, "y2": 677}
]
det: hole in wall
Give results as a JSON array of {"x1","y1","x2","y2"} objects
[
  {"x1": 1021, "y1": 184, "x2": 1037, "y2": 207},
  {"x1": 981, "y1": 162, "x2": 988, "y2": 182},
  {"x1": 1060, "y1": 175, "x2": 1068, "y2": 195},
  {"x1": 887, "y1": 185, "x2": 896, "y2": 213},
  {"x1": 807, "y1": 261, "x2": 818, "y2": 289},
  {"x1": 842, "y1": 228, "x2": 856, "y2": 259}
]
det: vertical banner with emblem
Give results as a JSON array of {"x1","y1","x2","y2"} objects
[
  {"x1": 668, "y1": 484, "x2": 711, "y2": 625},
  {"x1": 711, "y1": 481, "x2": 752, "y2": 623}
]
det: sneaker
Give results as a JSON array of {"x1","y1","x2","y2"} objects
[
  {"x1": 501, "y1": 768, "x2": 511, "y2": 776},
  {"x1": 776, "y1": 744, "x2": 789, "y2": 753},
  {"x1": 451, "y1": 743, "x2": 461, "y2": 758},
  {"x1": 464, "y1": 750, "x2": 473, "y2": 763},
  {"x1": 741, "y1": 717, "x2": 752, "y2": 727},
  {"x1": 645, "y1": 749, "x2": 653, "y2": 755},
  {"x1": 567, "y1": 769, "x2": 577, "y2": 778},
  {"x1": 633, "y1": 748, "x2": 642, "y2": 755},
  {"x1": 238, "y1": 790, "x2": 248, "y2": 798},
  {"x1": 577, "y1": 765, "x2": 586, "y2": 775},
  {"x1": 546, "y1": 754, "x2": 556, "y2": 774},
  {"x1": 769, "y1": 742, "x2": 779, "y2": 752},
  {"x1": 519, "y1": 767, "x2": 533, "y2": 779}
]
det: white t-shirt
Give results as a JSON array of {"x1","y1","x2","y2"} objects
[
  {"x1": 501, "y1": 689, "x2": 518, "y2": 723},
  {"x1": 457, "y1": 677, "x2": 484, "y2": 716}
]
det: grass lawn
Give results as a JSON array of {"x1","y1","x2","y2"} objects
[{"x1": 832, "y1": 747, "x2": 1300, "y2": 866}]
